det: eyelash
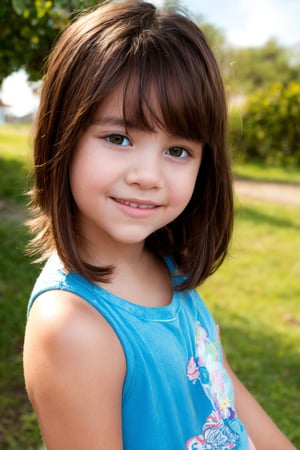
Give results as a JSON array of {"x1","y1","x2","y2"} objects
[{"x1": 104, "y1": 134, "x2": 190, "y2": 159}]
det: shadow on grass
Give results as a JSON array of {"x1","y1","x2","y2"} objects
[
  {"x1": 236, "y1": 204, "x2": 300, "y2": 230},
  {"x1": 0, "y1": 156, "x2": 31, "y2": 204}
]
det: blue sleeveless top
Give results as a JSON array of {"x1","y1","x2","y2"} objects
[{"x1": 28, "y1": 253, "x2": 251, "y2": 450}]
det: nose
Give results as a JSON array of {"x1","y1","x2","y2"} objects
[{"x1": 125, "y1": 151, "x2": 164, "y2": 190}]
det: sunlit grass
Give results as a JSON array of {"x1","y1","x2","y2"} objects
[
  {"x1": 232, "y1": 160, "x2": 300, "y2": 184},
  {"x1": 0, "y1": 124, "x2": 32, "y2": 203},
  {"x1": 0, "y1": 123, "x2": 33, "y2": 160}
]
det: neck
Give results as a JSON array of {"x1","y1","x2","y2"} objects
[{"x1": 79, "y1": 236, "x2": 146, "y2": 270}]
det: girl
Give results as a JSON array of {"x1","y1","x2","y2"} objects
[{"x1": 23, "y1": 1, "x2": 295, "y2": 449}]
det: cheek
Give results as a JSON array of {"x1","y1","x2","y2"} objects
[
  {"x1": 70, "y1": 154, "x2": 102, "y2": 192},
  {"x1": 69, "y1": 158, "x2": 97, "y2": 206},
  {"x1": 169, "y1": 180, "x2": 194, "y2": 214},
  {"x1": 168, "y1": 170, "x2": 199, "y2": 209}
]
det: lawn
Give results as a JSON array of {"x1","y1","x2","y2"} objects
[
  {"x1": 233, "y1": 160, "x2": 300, "y2": 185},
  {"x1": 0, "y1": 124, "x2": 299, "y2": 448}
]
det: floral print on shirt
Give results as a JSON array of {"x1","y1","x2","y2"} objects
[{"x1": 186, "y1": 321, "x2": 240, "y2": 450}]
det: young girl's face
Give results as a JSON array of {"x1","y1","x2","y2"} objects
[{"x1": 70, "y1": 86, "x2": 203, "y2": 258}]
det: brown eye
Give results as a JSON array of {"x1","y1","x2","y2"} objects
[
  {"x1": 106, "y1": 134, "x2": 130, "y2": 146},
  {"x1": 166, "y1": 147, "x2": 188, "y2": 158}
]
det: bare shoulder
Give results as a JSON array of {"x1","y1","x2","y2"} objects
[
  {"x1": 24, "y1": 289, "x2": 125, "y2": 372},
  {"x1": 23, "y1": 290, "x2": 125, "y2": 449}
]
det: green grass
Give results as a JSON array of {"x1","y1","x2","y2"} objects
[
  {"x1": 0, "y1": 220, "x2": 42, "y2": 449},
  {"x1": 0, "y1": 124, "x2": 44, "y2": 448},
  {"x1": 232, "y1": 160, "x2": 300, "y2": 184},
  {"x1": 0, "y1": 124, "x2": 33, "y2": 203},
  {"x1": 0, "y1": 123, "x2": 299, "y2": 448}
]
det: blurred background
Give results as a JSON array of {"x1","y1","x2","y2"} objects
[{"x1": 0, "y1": 0, "x2": 299, "y2": 448}]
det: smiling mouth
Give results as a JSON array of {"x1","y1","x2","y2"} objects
[{"x1": 114, "y1": 198, "x2": 158, "y2": 209}]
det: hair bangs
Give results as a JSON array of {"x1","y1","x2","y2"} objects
[{"x1": 119, "y1": 36, "x2": 210, "y2": 143}]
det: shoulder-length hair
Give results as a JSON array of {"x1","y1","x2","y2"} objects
[{"x1": 28, "y1": 0, "x2": 233, "y2": 290}]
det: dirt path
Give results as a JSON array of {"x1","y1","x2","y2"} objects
[{"x1": 234, "y1": 180, "x2": 300, "y2": 206}]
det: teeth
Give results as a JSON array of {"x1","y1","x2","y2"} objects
[{"x1": 119, "y1": 199, "x2": 154, "y2": 209}]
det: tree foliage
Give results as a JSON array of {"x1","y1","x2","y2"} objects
[
  {"x1": 228, "y1": 40, "x2": 300, "y2": 94},
  {"x1": 230, "y1": 81, "x2": 300, "y2": 166},
  {"x1": 194, "y1": 21, "x2": 300, "y2": 96},
  {"x1": 0, "y1": 0, "x2": 101, "y2": 83}
]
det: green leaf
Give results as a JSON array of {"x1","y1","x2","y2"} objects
[{"x1": 12, "y1": 0, "x2": 26, "y2": 15}]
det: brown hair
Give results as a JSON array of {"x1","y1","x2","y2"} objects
[{"x1": 28, "y1": 0, "x2": 233, "y2": 290}]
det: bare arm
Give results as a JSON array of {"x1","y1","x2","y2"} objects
[
  {"x1": 23, "y1": 290, "x2": 126, "y2": 450},
  {"x1": 223, "y1": 352, "x2": 296, "y2": 450}
]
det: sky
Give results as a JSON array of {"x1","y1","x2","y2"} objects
[
  {"x1": 1, "y1": 0, "x2": 300, "y2": 117},
  {"x1": 174, "y1": 0, "x2": 300, "y2": 48}
]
